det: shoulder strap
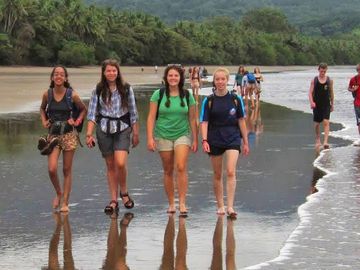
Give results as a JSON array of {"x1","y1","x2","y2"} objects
[
  {"x1": 47, "y1": 88, "x2": 53, "y2": 108},
  {"x1": 65, "y1": 88, "x2": 73, "y2": 111},
  {"x1": 185, "y1": 89, "x2": 190, "y2": 107},
  {"x1": 231, "y1": 93, "x2": 238, "y2": 107},
  {"x1": 156, "y1": 87, "x2": 165, "y2": 120}
]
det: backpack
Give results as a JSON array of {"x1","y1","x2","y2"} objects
[
  {"x1": 47, "y1": 88, "x2": 84, "y2": 132},
  {"x1": 156, "y1": 87, "x2": 190, "y2": 120},
  {"x1": 247, "y1": 73, "x2": 256, "y2": 84}
]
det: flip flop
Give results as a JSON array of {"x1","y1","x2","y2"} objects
[{"x1": 104, "y1": 200, "x2": 119, "y2": 215}]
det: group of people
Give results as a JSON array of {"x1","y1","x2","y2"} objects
[
  {"x1": 40, "y1": 60, "x2": 249, "y2": 219},
  {"x1": 233, "y1": 66, "x2": 264, "y2": 110}
]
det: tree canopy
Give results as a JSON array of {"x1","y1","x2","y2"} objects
[{"x1": 0, "y1": 0, "x2": 359, "y2": 66}]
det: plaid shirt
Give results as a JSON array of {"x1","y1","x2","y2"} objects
[{"x1": 87, "y1": 86, "x2": 138, "y2": 134}]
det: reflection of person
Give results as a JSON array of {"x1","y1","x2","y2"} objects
[
  {"x1": 246, "y1": 100, "x2": 263, "y2": 148},
  {"x1": 86, "y1": 59, "x2": 140, "y2": 215},
  {"x1": 254, "y1": 67, "x2": 264, "y2": 103},
  {"x1": 40, "y1": 65, "x2": 87, "y2": 212},
  {"x1": 42, "y1": 213, "x2": 75, "y2": 270},
  {"x1": 102, "y1": 213, "x2": 134, "y2": 270},
  {"x1": 147, "y1": 65, "x2": 198, "y2": 215},
  {"x1": 210, "y1": 216, "x2": 236, "y2": 270},
  {"x1": 200, "y1": 67, "x2": 249, "y2": 218},
  {"x1": 347, "y1": 63, "x2": 360, "y2": 143},
  {"x1": 160, "y1": 215, "x2": 188, "y2": 270},
  {"x1": 308, "y1": 63, "x2": 334, "y2": 149}
]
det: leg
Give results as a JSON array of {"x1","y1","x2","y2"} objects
[
  {"x1": 60, "y1": 150, "x2": 75, "y2": 212},
  {"x1": 210, "y1": 216, "x2": 223, "y2": 270},
  {"x1": 48, "y1": 213, "x2": 61, "y2": 269},
  {"x1": 210, "y1": 154, "x2": 225, "y2": 214},
  {"x1": 314, "y1": 122, "x2": 321, "y2": 146},
  {"x1": 225, "y1": 150, "x2": 239, "y2": 215},
  {"x1": 104, "y1": 154, "x2": 118, "y2": 209},
  {"x1": 323, "y1": 119, "x2": 330, "y2": 147},
  {"x1": 48, "y1": 147, "x2": 62, "y2": 209},
  {"x1": 159, "y1": 151, "x2": 175, "y2": 213},
  {"x1": 226, "y1": 218, "x2": 236, "y2": 270},
  {"x1": 175, "y1": 216, "x2": 188, "y2": 270},
  {"x1": 174, "y1": 145, "x2": 190, "y2": 213},
  {"x1": 114, "y1": 150, "x2": 130, "y2": 206},
  {"x1": 160, "y1": 215, "x2": 175, "y2": 270}
]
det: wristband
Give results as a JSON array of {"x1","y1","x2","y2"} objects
[{"x1": 202, "y1": 139, "x2": 208, "y2": 144}]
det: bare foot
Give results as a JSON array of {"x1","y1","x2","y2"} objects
[
  {"x1": 227, "y1": 207, "x2": 237, "y2": 219},
  {"x1": 167, "y1": 205, "x2": 176, "y2": 214},
  {"x1": 52, "y1": 194, "x2": 61, "y2": 209},
  {"x1": 217, "y1": 207, "x2": 225, "y2": 215},
  {"x1": 60, "y1": 204, "x2": 69, "y2": 212},
  {"x1": 179, "y1": 204, "x2": 188, "y2": 214}
]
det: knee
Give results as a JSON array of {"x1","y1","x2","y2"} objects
[
  {"x1": 213, "y1": 170, "x2": 222, "y2": 181},
  {"x1": 163, "y1": 166, "x2": 174, "y2": 177},
  {"x1": 227, "y1": 169, "x2": 236, "y2": 179},
  {"x1": 176, "y1": 163, "x2": 187, "y2": 174},
  {"x1": 63, "y1": 165, "x2": 72, "y2": 177},
  {"x1": 116, "y1": 161, "x2": 127, "y2": 172},
  {"x1": 48, "y1": 165, "x2": 57, "y2": 177}
]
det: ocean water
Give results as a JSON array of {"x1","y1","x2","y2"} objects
[
  {"x1": 242, "y1": 67, "x2": 360, "y2": 269},
  {"x1": 0, "y1": 67, "x2": 358, "y2": 269}
]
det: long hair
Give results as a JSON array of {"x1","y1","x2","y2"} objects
[
  {"x1": 96, "y1": 59, "x2": 128, "y2": 108},
  {"x1": 162, "y1": 65, "x2": 186, "y2": 108},
  {"x1": 49, "y1": 65, "x2": 71, "y2": 89},
  {"x1": 254, "y1": 67, "x2": 261, "y2": 74},
  {"x1": 191, "y1": 66, "x2": 199, "y2": 80},
  {"x1": 237, "y1": 65, "x2": 245, "y2": 75}
]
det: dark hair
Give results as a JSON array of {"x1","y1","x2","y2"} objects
[
  {"x1": 254, "y1": 67, "x2": 261, "y2": 73},
  {"x1": 49, "y1": 65, "x2": 71, "y2": 89},
  {"x1": 318, "y1": 63, "x2": 328, "y2": 70},
  {"x1": 96, "y1": 59, "x2": 128, "y2": 108},
  {"x1": 237, "y1": 65, "x2": 245, "y2": 74},
  {"x1": 162, "y1": 65, "x2": 186, "y2": 108}
]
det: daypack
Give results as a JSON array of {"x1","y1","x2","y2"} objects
[
  {"x1": 47, "y1": 88, "x2": 83, "y2": 132},
  {"x1": 156, "y1": 87, "x2": 190, "y2": 120},
  {"x1": 247, "y1": 73, "x2": 256, "y2": 84}
]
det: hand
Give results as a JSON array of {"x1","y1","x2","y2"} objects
[
  {"x1": 202, "y1": 140, "x2": 210, "y2": 153},
  {"x1": 242, "y1": 143, "x2": 250, "y2": 156},
  {"x1": 86, "y1": 135, "x2": 96, "y2": 148},
  {"x1": 191, "y1": 140, "x2": 198, "y2": 153},
  {"x1": 330, "y1": 104, "x2": 334, "y2": 112},
  {"x1": 310, "y1": 101, "x2": 316, "y2": 109},
  {"x1": 67, "y1": 118, "x2": 75, "y2": 126},
  {"x1": 147, "y1": 137, "x2": 156, "y2": 152},
  {"x1": 353, "y1": 85, "x2": 359, "y2": 91},
  {"x1": 42, "y1": 119, "x2": 51, "y2": 129},
  {"x1": 132, "y1": 133, "x2": 139, "y2": 148},
  {"x1": 74, "y1": 118, "x2": 82, "y2": 127}
]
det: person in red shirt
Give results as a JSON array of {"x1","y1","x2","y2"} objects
[{"x1": 348, "y1": 64, "x2": 360, "y2": 138}]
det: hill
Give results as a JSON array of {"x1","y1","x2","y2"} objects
[{"x1": 85, "y1": 0, "x2": 360, "y2": 35}]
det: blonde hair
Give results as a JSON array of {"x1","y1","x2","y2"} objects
[{"x1": 213, "y1": 67, "x2": 230, "y2": 81}]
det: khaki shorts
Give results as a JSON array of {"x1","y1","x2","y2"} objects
[
  {"x1": 50, "y1": 131, "x2": 78, "y2": 151},
  {"x1": 155, "y1": 135, "x2": 191, "y2": 152}
]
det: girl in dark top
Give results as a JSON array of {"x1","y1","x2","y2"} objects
[
  {"x1": 200, "y1": 67, "x2": 249, "y2": 218},
  {"x1": 40, "y1": 66, "x2": 86, "y2": 212}
]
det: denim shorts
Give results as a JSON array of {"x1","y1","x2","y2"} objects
[
  {"x1": 96, "y1": 126, "x2": 131, "y2": 157},
  {"x1": 355, "y1": 106, "x2": 360, "y2": 126},
  {"x1": 155, "y1": 135, "x2": 191, "y2": 152}
]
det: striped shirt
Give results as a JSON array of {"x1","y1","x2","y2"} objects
[{"x1": 87, "y1": 86, "x2": 138, "y2": 134}]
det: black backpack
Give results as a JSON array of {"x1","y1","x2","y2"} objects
[
  {"x1": 156, "y1": 87, "x2": 190, "y2": 120},
  {"x1": 47, "y1": 88, "x2": 84, "y2": 132}
]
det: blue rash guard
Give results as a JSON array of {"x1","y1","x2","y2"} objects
[{"x1": 200, "y1": 92, "x2": 246, "y2": 147}]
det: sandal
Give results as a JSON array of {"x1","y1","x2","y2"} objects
[
  {"x1": 104, "y1": 200, "x2": 119, "y2": 215},
  {"x1": 120, "y1": 192, "x2": 134, "y2": 209}
]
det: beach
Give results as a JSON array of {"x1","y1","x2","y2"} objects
[{"x1": 0, "y1": 66, "x2": 359, "y2": 269}]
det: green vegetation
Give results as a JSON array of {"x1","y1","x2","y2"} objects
[{"x1": 0, "y1": 0, "x2": 360, "y2": 66}]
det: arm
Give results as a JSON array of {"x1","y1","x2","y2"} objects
[
  {"x1": 71, "y1": 90, "x2": 87, "y2": 126},
  {"x1": 146, "y1": 101, "x2": 157, "y2": 151},
  {"x1": 308, "y1": 79, "x2": 316, "y2": 109},
  {"x1": 238, "y1": 118, "x2": 249, "y2": 156},
  {"x1": 330, "y1": 79, "x2": 334, "y2": 112},
  {"x1": 188, "y1": 104, "x2": 198, "y2": 152},
  {"x1": 40, "y1": 91, "x2": 51, "y2": 129},
  {"x1": 200, "y1": 121, "x2": 210, "y2": 153},
  {"x1": 85, "y1": 90, "x2": 98, "y2": 148},
  {"x1": 348, "y1": 77, "x2": 358, "y2": 92},
  {"x1": 128, "y1": 86, "x2": 139, "y2": 147}
]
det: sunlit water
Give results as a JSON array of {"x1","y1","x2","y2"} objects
[{"x1": 0, "y1": 67, "x2": 358, "y2": 269}]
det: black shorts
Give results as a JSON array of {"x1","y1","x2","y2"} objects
[
  {"x1": 313, "y1": 106, "x2": 330, "y2": 123},
  {"x1": 208, "y1": 144, "x2": 241, "y2": 156}
]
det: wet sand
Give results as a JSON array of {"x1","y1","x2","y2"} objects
[
  {"x1": 0, "y1": 93, "x2": 347, "y2": 269},
  {"x1": 0, "y1": 65, "x2": 308, "y2": 114}
]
